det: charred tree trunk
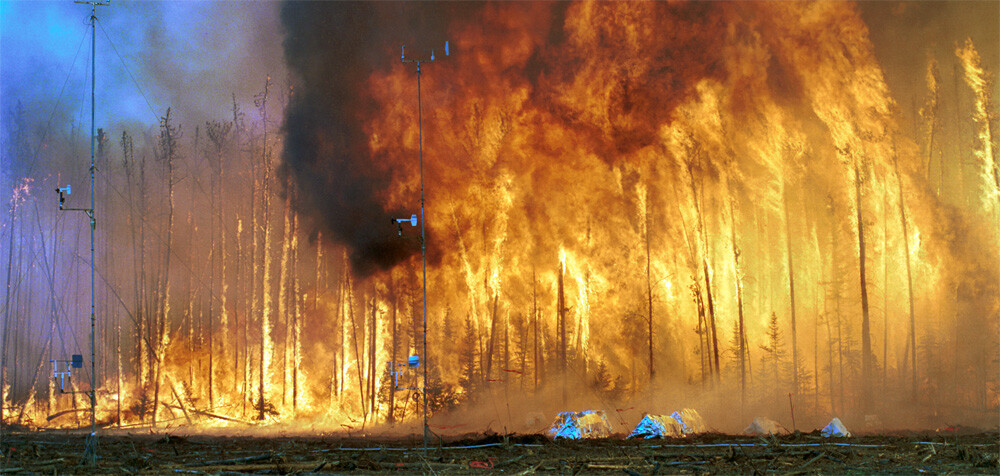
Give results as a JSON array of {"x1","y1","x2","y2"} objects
[
  {"x1": 388, "y1": 276, "x2": 397, "y2": 423},
  {"x1": 247, "y1": 108, "x2": 259, "y2": 416},
  {"x1": 368, "y1": 294, "x2": 377, "y2": 421},
  {"x1": 485, "y1": 292, "x2": 499, "y2": 382},
  {"x1": 1, "y1": 185, "x2": 20, "y2": 428},
  {"x1": 315, "y1": 232, "x2": 323, "y2": 312},
  {"x1": 854, "y1": 163, "x2": 874, "y2": 412},
  {"x1": 153, "y1": 108, "x2": 178, "y2": 427},
  {"x1": 121, "y1": 131, "x2": 148, "y2": 392},
  {"x1": 347, "y1": 274, "x2": 366, "y2": 419},
  {"x1": 892, "y1": 151, "x2": 918, "y2": 401},
  {"x1": 691, "y1": 176, "x2": 720, "y2": 379},
  {"x1": 42, "y1": 201, "x2": 62, "y2": 415},
  {"x1": 278, "y1": 191, "x2": 292, "y2": 405},
  {"x1": 921, "y1": 59, "x2": 940, "y2": 185},
  {"x1": 503, "y1": 308, "x2": 510, "y2": 393},
  {"x1": 258, "y1": 76, "x2": 274, "y2": 421},
  {"x1": 783, "y1": 185, "x2": 799, "y2": 393},
  {"x1": 729, "y1": 200, "x2": 748, "y2": 406},
  {"x1": 235, "y1": 218, "x2": 245, "y2": 400},
  {"x1": 532, "y1": 268, "x2": 539, "y2": 391},
  {"x1": 670, "y1": 176, "x2": 707, "y2": 383},
  {"x1": 557, "y1": 260, "x2": 567, "y2": 403},
  {"x1": 645, "y1": 192, "x2": 655, "y2": 381},
  {"x1": 826, "y1": 197, "x2": 842, "y2": 415},
  {"x1": 881, "y1": 188, "x2": 889, "y2": 396},
  {"x1": 290, "y1": 208, "x2": 301, "y2": 412},
  {"x1": 330, "y1": 261, "x2": 343, "y2": 403},
  {"x1": 185, "y1": 209, "x2": 196, "y2": 391},
  {"x1": 206, "y1": 175, "x2": 216, "y2": 408},
  {"x1": 207, "y1": 120, "x2": 232, "y2": 408},
  {"x1": 951, "y1": 62, "x2": 967, "y2": 207}
]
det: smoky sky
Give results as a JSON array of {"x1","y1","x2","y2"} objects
[
  {"x1": 280, "y1": 2, "x2": 481, "y2": 277},
  {"x1": 0, "y1": 1, "x2": 286, "y2": 172}
]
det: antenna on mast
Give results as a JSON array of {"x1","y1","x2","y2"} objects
[
  {"x1": 68, "y1": 0, "x2": 108, "y2": 467},
  {"x1": 398, "y1": 38, "x2": 450, "y2": 453}
]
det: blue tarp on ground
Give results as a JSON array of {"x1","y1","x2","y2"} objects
[
  {"x1": 547, "y1": 410, "x2": 613, "y2": 439},
  {"x1": 628, "y1": 409, "x2": 706, "y2": 439},
  {"x1": 821, "y1": 417, "x2": 851, "y2": 437},
  {"x1": 671, "y1": 409, "x2": 706, "y2": 434},
  {"x1": 628, "y1": 414, "x2": 684, "y2": 438}
]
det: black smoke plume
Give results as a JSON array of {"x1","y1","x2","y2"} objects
[{"x1": 280, "y1": 1, "x2": 477, "y2": 276}]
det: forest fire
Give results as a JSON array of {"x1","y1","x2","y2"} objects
[{"x1": 1, "y1": 0, "x2": 997, "y2": 439}]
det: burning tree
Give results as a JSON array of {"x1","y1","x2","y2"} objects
[{"x1": 0, "y1": 1, "x2": 996, "y2": 433}]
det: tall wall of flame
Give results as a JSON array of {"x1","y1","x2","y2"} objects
[{"x1": 281, "y1": 1, "x2": 998, "y2": 419}]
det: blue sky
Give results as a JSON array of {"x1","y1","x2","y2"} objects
[{"x1": 1, "y1": 0, "x2": 287, "y2": 134}]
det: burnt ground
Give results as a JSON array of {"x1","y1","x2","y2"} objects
[{"x1": 0, "y1": 429, "x2": 997, "y2": 474}]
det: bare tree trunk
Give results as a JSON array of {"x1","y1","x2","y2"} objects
[
  {"x1": 814, "y1": 296, "x2": 820, "y2": 414},
  {"x1": 208, "y1": 121, "x2": 231, "y2": 409},
  {"x1": 691, "y1": 174, "x2": 720, "y2": 379},
  {"x1": 670, "y1": 176, "x2": 707, "y2": 383},
  {"x1": 519, "y1": 311, "x2": 527, "y2": 391},
  {"x1": 153, "y1": 108, "x2": 178, "y2": 427},
  {"x1": 330, "y1": 262, "x2": 343, "y2": 403},
  {"x1": 854, "y1": 163, "x2": 874, "y2": 412},
  {"x1": 388, "y1": 275, "x2": 397, "y2": 423},
  {"x1": 921, "y1": 59, "x2": 940, "y2": 184},
  {"x1": 315, "y1": 232, "x2": 323, "y2": 312},
  {"x1": 347, "y1": 273, "x2": 366, "y2": 419},
  {"x1": 121, "y1": 131, "x2": 147, "y2": 393},
  {"x1": 247, "y1": 101, "x2": 259, "y2": 416},
  {"x1": 485, "y1": 292, "x2": 499, "y2": 382},
  {"x1": 278, "y1": 192, "x2": 291, "y2": 405},
  {"x1": 258, "y1": 76, "x2": 274, "y2": 421},
  {"x1": 235, "y1": 218, "x2": 244, "y2": 399},
  {"x1": 2, "y1": 187, "x2": 21, "y2": 428},
  {"x1": 504, "y1": 307, "x2": 510, "y2": 394},
  {"x1": 532, "y1": 268, "x2": 539, "y2": 391},
  {"x1": 892, "y1": 151, "x2": 918, "y2": 401},
  {"x1": 230, "y1": 96, "x2": 245, "y2": 399},
  {"x1": 881, "y1": 188, "x2": 889, "y2": 396},
  {"x1": 41, "y1": 205, "x2": 62, "y2": 415},
  {"x1": 116, "y1": 310, "x2": 122, "y2": 426},
  {"x1": 290, "y1": 208, "x2": 301, "y2": 413},
  {"x1": 557, "y1": 260, "x2": 567, "y2": 404},
  {"x1": 826, "y1": 199, "x2": 842, "y2": 415},
  {"x1": 783, "y1": 185, "x2": 799, "y2": 393},
  {"x1": 644, "y1": 190, "x2": 655, "y2": 381},
  {"x1": 729, "y1": 200, "x2": 748, "y2": 407},
  {"x1": 185, "y1": 209, "x2": 195, "y2": 391},
  {"x1": 951, "y1": 62, "x2": 966, "y2": 207},
  {"x1": 368, "y1": 295, "x2": 377, "y2": 422}
]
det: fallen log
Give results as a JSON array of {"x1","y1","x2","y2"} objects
[
  {"x1": 46, "y1": 408, "x2": 88, "y2": 421},
  {"x1": 186, "y1": 454, "x2": 273, "y2": 466},
  {"x1": 162, "y1": 404, "x2": 252, "y2": 425},
  {"x1": 586, "y1": 463, "x2": 630, "y2": 469}
]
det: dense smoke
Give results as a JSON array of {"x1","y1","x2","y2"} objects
[{"x1": 280, "y1": 2, "x2": 480, "y2": 276}]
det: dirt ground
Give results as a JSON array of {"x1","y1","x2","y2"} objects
[{"x1": 0, "y1": 428, "x2": 997, "y2": 474}]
